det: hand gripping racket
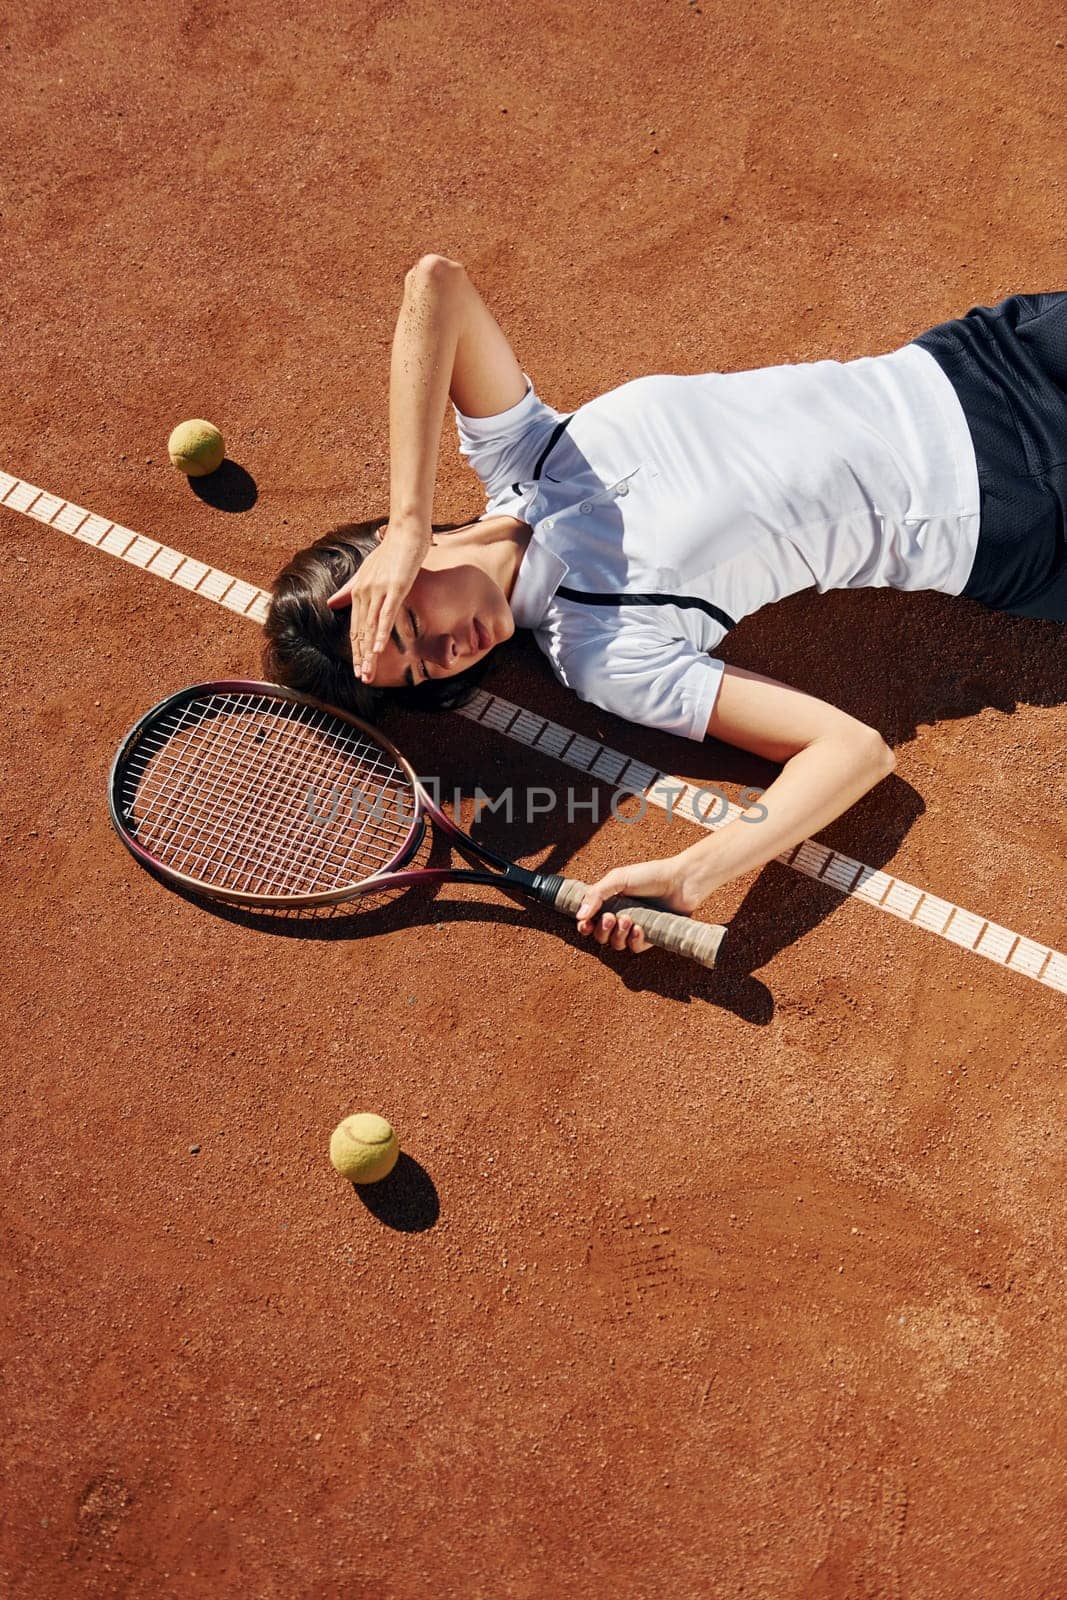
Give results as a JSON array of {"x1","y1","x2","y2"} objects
[{"x1": 107, "y1": 681, "x2": 727, "y2": 968}]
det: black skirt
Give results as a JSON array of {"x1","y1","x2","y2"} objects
[{"x1": 913, "y1": 292, "x2": 1067, "y2": 622}]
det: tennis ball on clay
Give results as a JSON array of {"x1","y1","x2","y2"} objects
[
  {"x1": 329, "y1": 1112, "x2": 400, "y2": 1185},
  {"x1": 167, "y1": 418, "x2": 225, "y2": 477}
]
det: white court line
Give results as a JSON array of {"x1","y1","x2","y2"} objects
[{"x1": 3, "y1": 468, "x2": 1064, "y2": 996}]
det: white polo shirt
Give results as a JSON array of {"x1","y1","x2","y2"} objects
[{"x1": 452, "y1": 342, "x2": 980, "y2": 741}]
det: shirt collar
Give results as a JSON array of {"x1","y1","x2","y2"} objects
[{"x1": 507, "y1": 533, "x2": 569, "y2": 628}]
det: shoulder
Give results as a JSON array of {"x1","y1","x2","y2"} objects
[{"x1": 453, "y1": 375, "x2": 573, "y2": 499}]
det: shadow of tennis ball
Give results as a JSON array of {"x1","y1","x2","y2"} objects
[
  {"x1": 351, "y1": 1154, "x2": 440, "y2": 1233},
  {"x1": 188, "y1": 460, "x2": 257, "y2": 512}
]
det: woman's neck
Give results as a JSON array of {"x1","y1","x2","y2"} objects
[{"x1": 425, "y1": 514, "x2": 533, "y2": 600}]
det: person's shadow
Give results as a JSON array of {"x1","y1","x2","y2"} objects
[
  {"x1": 149, "y1": 577, "x2": 1062, "y2": 1023},
  {"x1": 463, "y1": 577, "x2": 1064, "y2": 1008}
]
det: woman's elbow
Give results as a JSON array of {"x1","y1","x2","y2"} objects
[
  {"x1": 407, "y1": 253, "x2": 464, "y2": 285},
  {"x1": 811, "y1": 721, "x2": 894, "y2": 780},
  {"x1": 856, "y1": 725, "x2": 896, "y2": 776}
]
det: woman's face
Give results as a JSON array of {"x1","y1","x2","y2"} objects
[{"x1": 366, "y1": 559, "x2": 515, "y2": 689}]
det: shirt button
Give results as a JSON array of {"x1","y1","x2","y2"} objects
[
  {"x1": 542, "y1": 519, "x2": 554, "y2": 530},
  {"x1": 579, "y1": 500, "x2": 593, "y2": 514},
  {"x1": 614, "y1": 483, "x2": 629, "y2": 497}
]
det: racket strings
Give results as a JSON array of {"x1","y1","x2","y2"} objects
[
  {"x1": 175, "y1": 703, "x2": 368, "y2": 893},
  {"x1": 128, "y1": 702, "x2": 325, "y2": 890},
  {"x1": 133, "y1": 701, "x2": 382, "y2": 891},
  {"x1": 130, "y1": 706, "x2": 407, "y2": 895},
  {"x1": 177, "y1": 699, "x2": 412, "y2": 893},
  {"x1": 118, "y1": 692, "x2": 417, "y2": 897}
]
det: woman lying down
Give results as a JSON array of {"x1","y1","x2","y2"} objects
[{"x1": 263, "y1": 256, "x2": 1067, "y2": 957}]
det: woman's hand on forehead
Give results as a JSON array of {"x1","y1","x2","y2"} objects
[{"x1": 327, "y1": 517, "x2": 431, "y2": 682}]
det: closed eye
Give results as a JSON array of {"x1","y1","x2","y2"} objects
[
  {"x1": 389, "y1": 608, "x2": 429, "y2": 688},
  {"x1": 408, "y1": 607, "x2": 430, "y2": 684}
]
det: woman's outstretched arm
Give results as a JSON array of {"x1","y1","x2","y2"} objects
[
  {"x1": 575, "y1": 665, "x2": 896, "y2": 954},
  {"x1": 329, "y1": 253, "x2": 529, "y2": 680},
  {"x1": 328, "y1": 255, "x2": 461, "y2": 678}
]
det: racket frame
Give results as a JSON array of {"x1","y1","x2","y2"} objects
[
  {"x1": 107, "y1": 679, "x2": 552, "y2": 909},
  {"x1": 108, "y1": 679, "x2": 728, "y2": 969}
]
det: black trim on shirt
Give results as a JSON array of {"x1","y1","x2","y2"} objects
[
  {"x1": 556, "y1": 585, "x2": 736, "y2": 632},
  {"x1": 532, "y1": 416, "x2": 575, "y2": 481}
]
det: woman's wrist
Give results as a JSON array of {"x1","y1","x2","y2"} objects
[
  {"x1": 672, "y1": 840, "x2": 725, "y2": 910},
  {"x1": 384, "y1": 512, "x2": 432, "y2": 545}
]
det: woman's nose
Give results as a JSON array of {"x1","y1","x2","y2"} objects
[{"x1": 433, "y1": 633, "x2": 461, "y2": 666}]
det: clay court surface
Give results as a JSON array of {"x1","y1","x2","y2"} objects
[{"x1": 2, "y1": 2, "x2": 1065, "y2": 1595}]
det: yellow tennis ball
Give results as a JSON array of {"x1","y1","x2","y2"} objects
[
  {"x1": 167, "y1": 418, "x2": 225, "y2": 477},
  {"x1": 329, "y1": 1113, "x2": 400, "y2": 1184}
]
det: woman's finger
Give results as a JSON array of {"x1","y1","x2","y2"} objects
[
  {"x1": 370, "y1": 617, "x2": 392, "y2": 660},
  {"x1": 358, "y1": 597, "x2": 382, "y2": 678},
  {"x1": 575, "y1": 887, "x2": 605, "y2": 922},
  {"x1": 351, "y1": 605, "x2": 367, "y2": 674},
  {"x1": 372, "y1": 590, "x2": 405, "y2": 655},
  {"x1": 618, "y1": 914, "x2": 647, "y2": 953},
  {"x1": 575, "y1": 908, "x2": 650, "y2": 954}
]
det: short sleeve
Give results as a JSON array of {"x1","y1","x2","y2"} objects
[
  {"x1": 452, "y1": 374, "x2": 569, "y2": 501},
  {"x1": 553, "y1": 623, "x2": 725, "y2": 743}
]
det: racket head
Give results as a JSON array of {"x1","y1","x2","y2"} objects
[{"x1": 108, "y1": 680, "x2": 427, "y2": 908}]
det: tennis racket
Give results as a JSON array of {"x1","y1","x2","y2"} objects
[{"x1": 107, "y1": 680, "x2": 727, "y2": 968}]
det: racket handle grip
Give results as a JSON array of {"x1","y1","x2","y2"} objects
[{"x1": 545, "y1": 876, "x2": 727, "y2": 969}]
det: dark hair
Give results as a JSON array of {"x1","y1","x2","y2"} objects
[{"x1": 262, "y1": 517, "x2": 495, "y2": 722}]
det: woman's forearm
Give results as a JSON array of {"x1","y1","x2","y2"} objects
[
  {"x1": 388, "y1": 262, "x2": 464, "y2": 528},
  {"x1": 676, "y1": 731, "x2": 895, "y2": 901}
]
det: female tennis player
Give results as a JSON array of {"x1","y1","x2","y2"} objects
[{"x1": 264, "y1": 256, "x2": 1066, "y2": 956}]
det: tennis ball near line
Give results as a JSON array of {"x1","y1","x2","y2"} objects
[
  {"x1": 329, "y1": 1112, "x2": 400, "y2": 1185},
  {"x1": 167, "y1": 418, "x2": 225, "y2": 477}
]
